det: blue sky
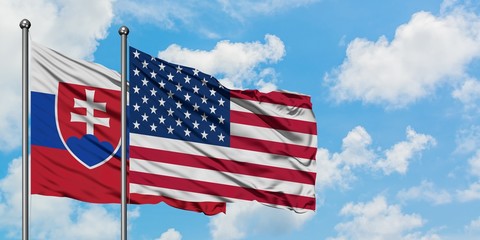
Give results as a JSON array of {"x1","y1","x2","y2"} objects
[{"x1": 2, "y1": 0, "x2": 480, "y2": 239}]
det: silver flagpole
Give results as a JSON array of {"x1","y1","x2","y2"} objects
[
  {"x1": 119, "y1": 25, "x2": 129, "y2": 240},
  {"x1": 20, "y1": 19, "x2": 31, "y2": 240}
]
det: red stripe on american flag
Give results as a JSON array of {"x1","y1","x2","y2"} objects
[
  {"x1": 130, "y1": 171, "x2": 316, "y2": 210},
  {"x1": 230, "y1": 90, "x2": 312, "y2": 109},
  {"x1": 230, "y1": 136, "x2": 317, "y2": 160},
  {"x1": 130, "y1": 146, "x2": 316, "y2": 184},
  {"x1": 230, "y1": 110, "x2": 317, "y2": 134}
]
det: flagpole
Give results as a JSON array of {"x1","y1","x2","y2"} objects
[
  {"x1": 20, "y1": 18, "x2": 31, "y2": 240},
  {"x1": 119, "y1": 25, "x2": 129, "y2": 240}
]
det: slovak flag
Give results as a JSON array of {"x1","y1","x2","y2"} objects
[{"x1": 31, "y1": 42, "x2": 122, "y2": 203}]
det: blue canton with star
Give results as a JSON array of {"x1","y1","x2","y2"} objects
[{"x1": 129, "y1": 47, "x2": 230, "y2": 147}]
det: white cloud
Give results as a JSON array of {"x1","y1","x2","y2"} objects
[
  {"x1": 116, "y1": 0, "x2": 318, "y2": 38},
  {"x1": 316, "y1": 148, "x2": 354, "y2": 190},
  {"x1": 115, "y1": 0, "x2": 194, "y2": 30},
  {"x1": 465, "y1": 216, "x2": 480, "y2": 233},
  {"x1": 326, "y1": 8, "x2": 480, "y2": 108},
  {"x1": 375, "y1": 127, "x2": 436, "y2": 175},
  {"x1": 397, "y1": 180, "x2": 452, "y2": 205},
  {"x1": 455, "y1": 125, "x2": 480, "y2": 154},
  {"x1": 456, "y1": 149, "x2": 480, "y2": 202},
  {"x1": 158, "y1": 34, "x2": 285, "y2": 91},
  {"x1": 0, "y1": 157, "x2": 119, "y2": 239},
  {"x1": 467, "y1": 150, "x2": 480, "y2": 178},
  {"x1": 217, "y1": 0, "x2": 319, "y2": 21},
  {"x1": 339, "y1": 126, "x2": 376, "y2": 167},
  {"x1": 0, "y1": 0, "x2": 115, "y2": 151},
  {"x1": 155, "y1": 228, "x2": 182, "y2": 240},
  {"x1": 316, "y1": 126, "x2": 435, "y2": 190},
  {"x1": 403, "y1": 232, "x2": 442, "y2": 240},
  {"x1": 209, "y1": 201, "x2": 314, "y2": 240},
  {"x1": 452, "y1": 78, "x2": 480, "y2": 111},
  {"x1": 457, "y1": 182, "x2": 480, "y2": 202},
  {"x1": 316, "y1": 126, "x2": 375, "y2": 190},
  {"x1": 328, "y1": 196, "x2": 431, "y2": 240},
  {"x1": 440, "y1": 0, "x2": 459, "y2": 13},
  {"x1": 34, "y1": 203, "x2": 119, "y2": 240},
  {"x1": 0, "y1": 158, "x2": 23, "y2": 232}
]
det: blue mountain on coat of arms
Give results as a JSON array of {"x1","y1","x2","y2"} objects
[{"x1": 66, "y1": 134, "x2": 115, "y2": 168}]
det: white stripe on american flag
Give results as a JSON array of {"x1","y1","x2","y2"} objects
[
  {"x1": 130, "y1": 134, "x2": 315, "y2": 172},
  {"x1": 231, "y1": 123, "x2": 317, "y2": 147},
  {"x1": 130, "y1": 158, "x2": 315, "y2": 197},
  {"x1": 230, "y1": 97, "x2": 316, "y2": 123}
]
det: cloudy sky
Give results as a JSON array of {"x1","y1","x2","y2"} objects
[{"x1": 2, "y1": 0, "x2": 480, "y2": 239}]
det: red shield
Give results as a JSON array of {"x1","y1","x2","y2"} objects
[{"x1": 56, "y1": 82, "x2": 121, "y2": 169}]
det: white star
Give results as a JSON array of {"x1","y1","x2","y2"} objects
[
  {"x1": 150, "y1": 123, "x2": 157, "y2": 132},
  {"x1": 150, "y1": 70, "x2": 157, "y2": 79},
  {"x1": 184, "y1": 75, "x2": 191, "y2": 83},
  {"x1": 142, "y1": 60, "x2": 148, "y2": 68},
  {"x1": 193, "y1": 69, "x2": 199, "y2": 76},
  {"x1": 167, "y1": 90, "x2": 174, "y2": 98},
  {"x1": 167, "y1": 108, "x2": 174, "y2": 116},
  {"x1": 184, "y1": 128, "x2": 191, "y2": 137},
  {"x1": 133, "y1": 121, "x2": 140, "y2": 129},
  {"x1": 201, "y1": 113, "x2": 208, "y2": 121},
  {"x1": 150, "y1": 106, "x2": 157, "y2": 114},
  {"x1": 159, "y1": 80, "x2": 166, "y2": 88},
  {"x1": 142, "y1": 95, "x2": 149, "y2": 104},
  {"x1": 201, "y1": 78, "x2": 208, "y2": 86},
  {"x1": 218, "y1": 98, "x2": 225, "y2": 106},
  {"x1": 142, "y1": 78, "x2": 149, "y2": 86},
  {"x1": 167, "y1": 125, "x2": 174, "y2": 134},
  {"x1": 192, "y1": 85, "x2": 200, "y2": 94},
  {"x1": 141, "y1": 113, "x2": 149, "y2": 121},
  {"x1": 192, "y1": 121, "x2": 200, "y2": 129},
  {"x1": 133, "y1": 50, "x2": 140, "y2": 58},
  {"x1": 175, "y1": 118, "x2": 183, "y2": 126},
  {"x1": 175, "y1": 83, "x2": 182, "y2": 91},
  {"x1": 133, "y1": 68, "x2": 140, "y2": 76},
  {"x1": 201, "y1": 95, "x2": 208, "y2": 104},
  {"x1": 209, "y1": 123, "x2": 217, "y2": 132},
  {"x1": 184, "y1": 93, "x2": 191, "y2": 101},
  {"x1": 150, "y1": 56, "x2": 156, "y2": 61},
  {"x1": 158, "y1": 98, "x2": 166, "y2": 106},
  {"x1": 133, "y1": 85, "x2": 140, "y2": 93},
  {"x1": 184, "y1": 110, "x2": 191, "y2": 119},
  {"x1": 209, "y1": 88, "x2": 216, "y2": 96},
  {"x1": 167, "y1": 73, "x2": 174, "y2": 81},
  {"x1": 159, "y1": 63, "x2": 166, "y2": 71},
  {"x1": 133, "y1": 103, "x2": 140, "y2": 111},
  {"x1": 218, "y1": 133, "x2": 225, "y2": 142},
  {"x1": 159, "y1": 115, "x2": 166, "y2": 124},
  {"x1": 218, "y1": 115, "x2": 225, "y2": 124},
  {"x1": 201, "y1": 131, "x2": 208, "y2": 139},
  {"x1": 176, "y1": 65, "x2": 183, "y2": 73},
  {"x1": 150, "y1": 88, "x2": 157, "y2": 96},
  {"x1": 209, "y1": 105, "x2": 217, "y2": 114},
  {"x1": 175, "y1": 101, "x2": 183, "y2": 109},
  {"x1": 192, "y1": 103, "x2": 200, "y2": 111}
]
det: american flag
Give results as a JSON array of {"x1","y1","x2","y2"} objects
[{"x1": 128, "y1": 47, "x2": 317, "y2": 214}]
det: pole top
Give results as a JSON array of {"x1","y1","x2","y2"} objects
[
  {"x1": 118, "y1": 26, "x2": 129, "y2": 36},
  {"x1": 19, "y1": 19, "x2": 31, "y2": 29}
]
